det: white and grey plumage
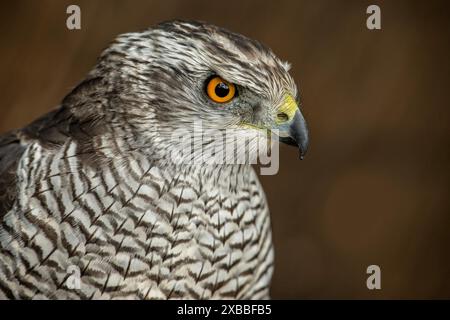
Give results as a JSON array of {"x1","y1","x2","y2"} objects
[{"x1": 0, "y1": 20, "x2": 308, "y2": 299}]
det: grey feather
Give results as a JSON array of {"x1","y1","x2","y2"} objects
[{"x1": 0, "y1": 20, "x2": 301, "y2": 300}]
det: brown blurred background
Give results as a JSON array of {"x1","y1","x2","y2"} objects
[{"x1": 1, "y1": 0, "x2": 449, "y2": 299}]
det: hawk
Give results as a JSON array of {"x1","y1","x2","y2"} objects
[{"x1": 0, "y1": 20, "x2": 308, "y2": 299}]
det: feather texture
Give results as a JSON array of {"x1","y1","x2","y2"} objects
[{"x1": 0, "y1": 20, "x2": 301, "y2": 299}]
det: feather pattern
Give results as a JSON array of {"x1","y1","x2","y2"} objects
[{"x1": 0, "y1": 20, "x2": 301, "y2": 299}]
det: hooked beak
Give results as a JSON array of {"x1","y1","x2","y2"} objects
[{"x1": 276, "y1": 95, "x2": 309, "y2": 159}]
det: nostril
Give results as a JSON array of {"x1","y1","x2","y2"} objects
[{"x1": 277, "y1": 112, "x2": 289, "y2": 123}]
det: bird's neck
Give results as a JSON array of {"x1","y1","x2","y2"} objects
[{"x1": 88, "y1": 132, "x2": 257, "y2": 193}]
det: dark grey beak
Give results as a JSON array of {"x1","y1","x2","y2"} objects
[{"x1": 278, "y1": 109, "x2": 309, "y2": 159}]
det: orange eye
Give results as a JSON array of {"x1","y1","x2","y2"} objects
[{"x1": 206, "y1": 76, "x2": 236, "y2": 103}]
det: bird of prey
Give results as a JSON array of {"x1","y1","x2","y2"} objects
[{"x1": 0, "y1": 20, "x2": 308, "y2": 299}]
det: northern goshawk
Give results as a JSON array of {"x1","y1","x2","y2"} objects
[{"x1": 0, "y1": 20, "x2": 308, "y2": 299}]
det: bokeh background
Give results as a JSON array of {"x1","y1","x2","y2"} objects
[{"x1": 1, "y1": 0, "x2": 449, "y2": 299}]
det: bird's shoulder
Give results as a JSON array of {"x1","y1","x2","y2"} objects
[
  {"x1": 0, "y1": 107, "x2": 78, "y2": 218},
  {"x1": 0, "y1": 130, "x2": 27, "y2": 219}
]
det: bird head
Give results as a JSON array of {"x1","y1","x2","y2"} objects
[{"x1": 80, "y1": 20, "x2": 309, "y2": 165}]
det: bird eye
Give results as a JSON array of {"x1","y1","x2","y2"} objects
[{"x1": 206, "y1": 76, "x2": 236, "y2": 103}]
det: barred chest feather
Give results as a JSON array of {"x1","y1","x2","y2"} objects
[{"x1": 0, "y1": 140, "x2": 274, "y2": 299}]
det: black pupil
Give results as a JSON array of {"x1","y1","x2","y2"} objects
[{"x1": 215, "y1": 82, "x2": 230, "y2": 98}]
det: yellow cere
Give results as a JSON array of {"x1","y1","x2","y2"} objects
[
  {"x1": 239, "y1": 94, "x2": 298, "y2": 130},
  {"x1": 276, "y1": 94, "x2": 298, "y2": 124}
]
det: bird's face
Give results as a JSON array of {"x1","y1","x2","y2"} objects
[{"x1": 98, "y1": 21, "x2": 308, "y2": 164}]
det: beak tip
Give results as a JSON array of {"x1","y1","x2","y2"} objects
[
  {"x1": 277, "y1": 108, "x2": 309, "y2": 160},
  {"x1": 299, "y1": 148, "x2": 307, "y2": 160},
  {"x1": 292, "y1": 110, "x2": 309, "y2": 161}
]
